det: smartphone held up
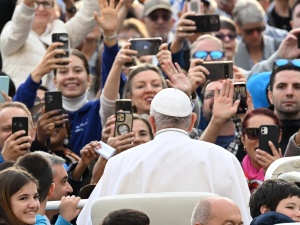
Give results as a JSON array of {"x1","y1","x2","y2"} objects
[{"x1": 52, "y1": 33, "x2": 69, "y2": 65}]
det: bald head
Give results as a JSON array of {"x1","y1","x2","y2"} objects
[{"x1": 191, "y1": 197, "x2": 243, "y2": 225}]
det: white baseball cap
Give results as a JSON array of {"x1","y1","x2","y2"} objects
[{"x1": 151, "y1": 88, "x2": 192, "y2": 117}]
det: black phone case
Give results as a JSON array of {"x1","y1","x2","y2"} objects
[
  {"x1": 233, "y1": 83, "x2": 248, "y2": 114},
  {"x1": 201, "y1": 62, "x2": 233, "y2": 81},
  {"x1": 115, "y1": 99, "x2": 132, "y2": 113},
  {"x1": 258, "y1": 125, "x2": 279, "y2": 156},
  {"x1": 45, "y1": 91, "x2": 63, "y2": 128},
  {"x1": 12, "y1": 117, "x2": 28, "y2": 137},
  {"x1": 129, "y1": 38, "x2": 162, "y2": 56},
  {"x1": 114, "y1": 112, "x2": 133, "y2": 137},
  {"x1": 52, "y1": 33, "x2": 69, "y2": 65},
  {"x1": 186, "y1": 14, "x2": 220, "y2": 32}
]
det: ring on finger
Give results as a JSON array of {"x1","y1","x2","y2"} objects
[
  {"x1": 179, "y1": 26, "x2": 183, "y2": 31},
  {"x1": 48, "y1": 123, "x2": 55, "y2": 130}
]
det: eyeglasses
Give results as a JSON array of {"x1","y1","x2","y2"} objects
[
  {"x1": 203, "y1": 90, "x2": 221, "y2": 99},
  {"x1": 147, "y1": 11, "x2": 172, "y2": 22},
  {"x1": 215, "y1": 33, "x2": 237, "y2": 41},
  {"x1": 35, "y1": 1, "x2": 53, "y2": 9},
  {"x1": 193, "y1": 50, "x2": 224, "y2": 60},
  {"x1": 243, "y1": 26, "x2": 265, "y2": 35},
  {"x1": 244, "y1": 128, "x2": 259, "y2": 140}
]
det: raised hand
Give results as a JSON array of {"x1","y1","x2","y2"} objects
[
  {"x1": 114, "y1": 42, "x2": 138, "y2": 67},
  {"x1": 94, "y1": 0, "x2": 123, "y2": 36},
  {"x1": 31, "y1": 42, "x2": 71, "y2": 82},
  {"x1": 187, "y1": 59, "x2": 209, "y2": 93},
  {"x1": 162, "y1": 60, "x2": 192, "y2": 96},
  {"x1": 2, "y1": 131, "x2": 32, "y2": 162},
  {"x1": 156, "y1": 43, "x2": 172, "y2": 66},
  {"x1": 256, "y1": 141, "x2": 281, "y2": 172},
  {"x1": 212, "y1": 79, "x2": 240, "y2": 121}
]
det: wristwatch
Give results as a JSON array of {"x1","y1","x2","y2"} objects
[{"x1": 66, "y1": 5, "x2": 77, "y2": 14}]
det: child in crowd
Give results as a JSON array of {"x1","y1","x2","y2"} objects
[{"x1": 249, "y1": 179, "x2": 300, "y2": 224}]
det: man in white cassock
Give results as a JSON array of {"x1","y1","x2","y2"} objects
[{"x1": 77, "y1": 88, "x2": 251, "y2": 225}]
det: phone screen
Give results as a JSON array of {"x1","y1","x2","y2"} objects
[
  {"x1": 233, "y1": 83, "x2": 247, "y2": 114},
  {"x1": 129, "y1": 38, "x2": 162, "y2": 56}
]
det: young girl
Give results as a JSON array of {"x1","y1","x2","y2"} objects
[{"x1": 0, "y1": 167, "x2": 40, "y2": 225}]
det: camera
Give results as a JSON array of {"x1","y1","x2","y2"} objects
[{"x1": 260, "y1": 126, "x2": 268, "y2": 135}]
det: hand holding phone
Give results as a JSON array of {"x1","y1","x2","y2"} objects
[
  {"x1": 129, "y1": 37, "x2": 162, "y2": 57},
  {"x1": 186, "y1": 14, "x2": 220, "y2": 32},
  {"x1": 201, "y1": 61, "x2": 233, "y2": 81},
  {"x1": 258, "y1": 125, "x2": 279, "y2": 156}
]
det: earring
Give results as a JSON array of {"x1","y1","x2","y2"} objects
[
  {"x1": 243, "y1": 146, "x2": 246, "y2": 151},
  {"x1": 63, "y1": 138, "x2": 69, "y2": 146}
]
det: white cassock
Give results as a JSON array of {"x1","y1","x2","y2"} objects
[{"x1": 77, "y1": 128, "x2": 251, "y2": 225}]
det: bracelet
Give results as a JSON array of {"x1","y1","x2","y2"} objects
[{"x1": 103, "y1": 33, "x2": 118, "y2": 40}]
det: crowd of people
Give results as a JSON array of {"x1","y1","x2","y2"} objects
[{"x1": 1, "y1": 0, "x2": 300, "y2": 224}]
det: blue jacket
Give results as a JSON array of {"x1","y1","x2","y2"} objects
[
  {"x1": 35, "y1": 214, "x2": 71, "y2": 225},
  {"x1": 13, "y1": 75, "x2": 102, "y2": 155}
]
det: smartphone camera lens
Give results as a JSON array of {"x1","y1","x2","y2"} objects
[
  {"x1": 261, "y1": 127, "x2": 268, "y2": 135},
  {"x1": 18, "y1": 122, "x2": 23, "y2": 127},
  {"x1": 210, "y1": 16, "x2": 219, "y2": 25}
]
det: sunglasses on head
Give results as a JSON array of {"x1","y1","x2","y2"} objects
[
  {"x1": 243, "y1": 26, "x2": 265, "y2": 35},
  {"x1": 193, "y1": 50, "x2": 224, "y2": 61},
  {"x1": 215, "y1": 33, "x2": 237, "y2": 41},
  {"x1": 148, "y1": 11, "x2": 172, "y2": 21},
  {"x1": 274, "y1": 58, "x2": 300, "y2": 68},
  {"x1": 244, "y1": 128, "x2": 259, "y2": 140}
]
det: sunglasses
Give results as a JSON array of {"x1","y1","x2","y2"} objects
[
  {"x1": 35, "y1": 1, "x2": 53, "y2": 9},
  {"x1": 215, "y1": 33, "x2": 237, "y2": 41},
  {"x1": 244, "y1": 128, "x2": 259, "y2": 140},
  {"x1": 193, "y1": 50, "x2": 224, "y2": 61},
  {"x1": 148, "y1": 11, "x2": 172, "y2": 22},
  {"x1": 274, "y1": 58, "x2": 300, "y2": 68},
  {"x1": 243, "y1": 26, "x2": 265, "y2": 35}
]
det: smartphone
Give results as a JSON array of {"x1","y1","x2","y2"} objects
[
  {"x1": 201, "y1": 61, "x2": 233, "y2": 81},
  {"x1": 115, "y1": 99, "x2": 132, "y2": 114},
  {"x1": 233, "y1": 82, "x2": 248, "y2": 114},
  {"x1": 94, "y1": 141, "x2": 116, "y2": 160},
  {"x1": 188, "y1": 0, "x2": 201, "y2": 14},
  {"x1": 297, "y1": 33, "x2": 300, "y2": 49},
  {"x1": 259, "y1": 124, "x2": 279, "y2": 156},
  {"x1": 12, "y1": 117, "x2": 28, "y2": 138},
  {"x1": 114, "y1": 112, "x2": 133, "y2": 137},
  {"x1": 186, "y1": 14, "x2": 220, "y2": 32},
  {"x1": 129, "y1": 37, "x2": 162, "y2": 57},
  {"x1": 52, "y1": 33, "x2": 69, "y2": 65},
  {"x1": 45, "y1": 91, "x2": 63, "y2": 127},
  {"x1": 0, "y1": 76, "x2": 9, "y2": 103}
]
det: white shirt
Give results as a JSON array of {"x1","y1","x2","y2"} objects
[{"x1": 77, "y1": 128, "x2": 251, "y2": 225}]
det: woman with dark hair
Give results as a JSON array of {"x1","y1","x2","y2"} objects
[
  {"x1": 14, "y1": 42, "x2": 102, "y2": 156},
  {"x1": 0, "y1": 167, "x2": 40, "y2": 225},
  {"x1": 214, "y1": 16, "x2": 238, "y2": 61},
  {"x1": 241, "y1": 108, "x2": 282, "y2": 191}
]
